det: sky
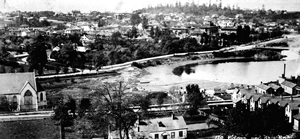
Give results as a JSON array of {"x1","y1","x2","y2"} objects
[{"x1": 0, "y1": 0, "x2": 300, "y2": 13}]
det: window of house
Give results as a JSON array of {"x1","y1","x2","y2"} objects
[
  {"x1": 179, "y1": 131, "x2": 183, "y2": 137},
  {"x1": 12, "y1": 96, "x2": 17, "y2": 103},
  {"x1": 24, "y1": 90, "x2": 33, "y2": 105},
  {"x1": 171, "y1": 132, "x2": 175, "y2": 138},
  {"x1": 155, "y1": 134, "x2": 159, "y2": 139},
  {"x1": 40, "y1": 93, "x2": 43, "y2": 101}
]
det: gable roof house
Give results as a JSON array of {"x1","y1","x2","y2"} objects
[
  {"x1": 0, "y1": 72, "x2": 46, "y2": 112},
  {"x1": 268, "y1": 83, "x2": 284, "y2": 95},
  {"x1": 256, "y1": 84, "x2": 274, "y2": 95},
  {"x1": 281, "y1": 80, "x2": 297, "y2": 95},
  {"x1": 285, "y1": 101, "x2": 300, "y2": 123},
  {"x1": 130, "y1": 115, "x2": 187, "y2": 139}
]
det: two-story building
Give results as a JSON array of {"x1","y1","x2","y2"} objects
[
  {"x1": 293, "y1": 105, "x2": 300, "y2": 131},
  {"x1": 133, "y1": 115, "x2": 188, "y2": 139},
  {"x1": 283, "y1": 100, "x2": 300, "y2": 124},
  {"x1": 281, "y1": 80, "x2": 297, "y2": 95}
]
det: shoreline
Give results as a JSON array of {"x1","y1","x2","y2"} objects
[
  {"x1": 131, "y1": 56, "x2": 251, "y2": 92},
  {"x1": 45, "y1": 35, "x2": 300, "y2": 95}
]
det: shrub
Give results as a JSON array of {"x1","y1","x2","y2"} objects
[{"x1": 131, "y1": 62, "x2": 143, "y2": 69}]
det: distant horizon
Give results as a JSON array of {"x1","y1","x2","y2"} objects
[{"x1": 0, "y1": 0, "x2": 300, "y2": 13}]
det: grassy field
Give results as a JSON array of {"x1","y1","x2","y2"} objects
[{"x1": 0, "y1": 118, "x2": 60, "y2": 139}]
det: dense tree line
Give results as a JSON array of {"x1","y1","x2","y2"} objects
[
  {"x1": 13, "y1": 15, "x2": 51, "y2": 27},
  {"x1": 220, "y1": 102, "x2": 292, "y2": 139},
  {"x1": 141, "y1": 1, "x2": 300, "y2": 22}
]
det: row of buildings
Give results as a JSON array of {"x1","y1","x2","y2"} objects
[{"x1": 232, "y1": 77, "x2": 300, "y2": 131}]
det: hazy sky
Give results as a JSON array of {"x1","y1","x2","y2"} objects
[{"x1": 1, "y1": 0, "x2": 300, "y2": 13}]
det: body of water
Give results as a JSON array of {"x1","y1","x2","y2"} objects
[{"x1": 143, "y1": 43, "x2": 300, "y2": 86}]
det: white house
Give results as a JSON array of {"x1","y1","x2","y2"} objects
[
  {"x1": 293, "y1": 105, "x2": 300, "y2": 131},
  {"x1": 134, "y1": 115, "x2": 188, "y2": 139},
  {"x1": 0, "y1": 72, "x2": 47, "y2": 112},
  {"x1": 281, "y1": 80, "x2": 297, "y2": 95},
  {"x1": 256, "y1": 84, "x2": 273, "y2": 95},
  {"x1": 108, "y1": 115, "x2": 188, "y2": 139},
  {"x1": 285, "y1": 101, "x2": 300, "y2": 123},
  {"x1": 64, "y1": 26, "x2": 83, "y2": 34}
]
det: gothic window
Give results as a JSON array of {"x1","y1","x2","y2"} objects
[{"x1": 24, "y1": 90, "x2": 33, "y2": 105}]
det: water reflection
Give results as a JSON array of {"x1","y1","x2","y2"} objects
[
  {"x1": 171, "y1": 50, "x2": 300, "y2": 85},
  {"x1": 172, "y1": 65, "x2": 195, "y2": 76}
]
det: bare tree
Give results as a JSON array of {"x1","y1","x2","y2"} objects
[{"x1": 90, "y1": 81, "x2": 138, "y2": 139}]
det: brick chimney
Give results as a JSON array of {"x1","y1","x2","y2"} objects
[
  {"x1": 297, "y1": 76, "x2": 300, "y2": 86},
  {"x1": 282, "y1": 63, "x2": 286, "y2": 78}
]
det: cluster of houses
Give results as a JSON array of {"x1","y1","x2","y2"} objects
[
  {"x1": 1, "y1": 10, "x2": 293, "y2": 46},
  {"x1": 232, "y1": 75, "x2": 300, "y2": 131}
]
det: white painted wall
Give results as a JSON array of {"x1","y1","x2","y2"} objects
[{"x1": 150, "y1": 129, "x2": 187, "y2": 139}]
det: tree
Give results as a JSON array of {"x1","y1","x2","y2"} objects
[
  {"x1": 0, "y1": 96, "x2": 10, "y2": 111},
  {"x1": 41, "y1": 20, "x2": 51, "y2": 26},
  {"x1": 58, "y1": 43, "x2": 83, "y2": 68},
  {"x1": 221, "y1": 102, "x2": 292, "y2": 139},
  {"x1": 65, "y1": 96, "x2": 77, "y2": 118},
  {"x1": 98, "y1": 19, "x2": 106, "y2": 27},
  {"x1": 26, "y1": 35, "x2": 48, "y2": 75},
  {"x1": 52, "y1": 97, "x2": 75, "y2": 139},
  {"x1": 130, "y1": 12, "x2": 142, "y2": 26},
  {"x1": 90, "y1": 81, "x2": 138, "y2": 139},
  {"x1": 78, "y1": 98, "x2": 91, "y2": 117},
  {"x1": 185, "y1": 84, "x2": 205, "y2": 115},
  {"x1": 157, "y1": 92, "x2": 167, "y2": 106},
  {"x1": 131, "y1": 26, "x2": 138, "y2": 38},
  {"x1": 141, "y1": 16, "x2": 148, "y2": 29},
  {"x1": 149, "y1": 26, "x2": 155, "y2": 38},
  {"x1": 111, "y1": 31, "x2": 122, "y2": 46}
]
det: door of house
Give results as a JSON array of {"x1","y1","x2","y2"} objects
[{"x1": 163, "y1": 135, "x2": 168, "y2": 139}]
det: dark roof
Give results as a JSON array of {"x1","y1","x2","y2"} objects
[
  {"x1": 293, "y1": 113, "x2": 300, "y2": 120},
  {"x1": 278, "y1": 100, "x2": 290, "y2": 107},
  {"x1": 252, "y1": 94, "x2": 261, "y2": 101},
  {"x1": 36, "y1": 82, "x2": 45, "y2": 92},
  {"x1": 260, "y1": 96, "x2": 270, "y2": 103},
  {"x1": 269, "y1": 98, "x2": 280, "y2": 104},
  {"x1": 0, "y1": 72, "x2": 36, "y2": 95},
  {"x1": 268, "y1": 83, "x2": 281, "y2": 90},
  {"x1": 245, "y1": 93, "x2": 253, "y2": 100},
  {"x1": 220, "y1": 28, "x2": 237, "y2": 31},
  {"x1": 257, "y1": 84, "x2": 271, "y2": 91},
  {"x1": 281, "y1": 81, "x2": 297, "y2": 88},
  {"x1": 239, "y1": 89, "x2": 257, "y2": 100},
  {"x1": 287, "y1": 102, "x2": 300, "y2": 110},
  {"x1": 295, "y1": 86, "x2": 300, "y2": 91}
]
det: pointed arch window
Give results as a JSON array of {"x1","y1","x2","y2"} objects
[
  {"x1": 24, "y1": 90, "x2": 33, "y2": 105},
  {"x1": 40, "y1": 93, "x2": 43, "y2": 101}
]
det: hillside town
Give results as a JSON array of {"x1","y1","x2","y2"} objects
[{"x1": 1, "y1": 0, "x2": 300, "y2": 139}]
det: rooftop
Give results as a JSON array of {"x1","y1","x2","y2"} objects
[
  {"x1": 281, "y1": 80, "x2": 297, "y2": 88},
  {"x1": 0, "y1": 72, "x2": 36, "y2": 95},
  {"x1": 257, "y1": 84, "x2": 271, "y2": 90},
  {"x1": 138, "y1": 115, "x2": 187, "y2": 133}
]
